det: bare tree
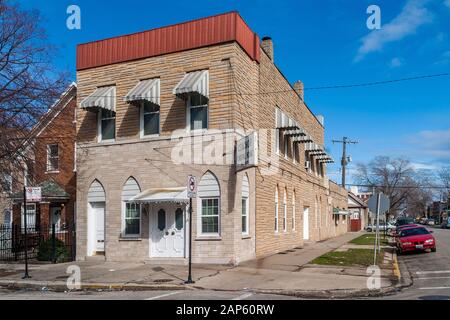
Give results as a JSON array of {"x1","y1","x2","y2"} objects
[
  {"x1": 0, "y1": 0, "x2": 67, "y2": 189},
  {"x1": 354, "y1": 156, "x2": 416, "y2": 215},
  {"x1": 438, "y1": 166, "x2": 450, "y2": 201}
]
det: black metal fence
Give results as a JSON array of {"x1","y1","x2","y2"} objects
[{"x1": 0, "y1": 223, "x2": 76, "y2": 263}]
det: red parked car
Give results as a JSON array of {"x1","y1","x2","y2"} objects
[
  {"x1": 396, "y1": 226, "x2": 436, "y2": 254},
  {"x1": 392, "y1": 224, "x2": 419, "y2": 237}
]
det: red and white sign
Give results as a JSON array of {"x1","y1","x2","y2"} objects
[
  {"x1": 187, "y1": 175, "x2": 197, "y2": 198},
  {"x1": 26, "y1": 187, "x2": 42, "y2": 202}
]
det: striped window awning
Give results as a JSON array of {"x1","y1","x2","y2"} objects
[
  {"x1": 173, "y1": 70, "x2": 209, "y2": 100},
  {"x1": 305, "y1": 142, "x2": 325, "y2": 154},
  {"x1": 284, "y1": 128, "x2": 306, "y2": 138},
  {"x1": 318, "y1": 156, "x2": 334, "y2": 164},
  {"x1": 80, "y1": 86, "x2": 116, "y2": 111},
  {"x1": 333, "y1": 208, "x2": 349, "y2": 216},
  {"x1": 276, "y1": 108, "x2": 298, "y2": 130},
  {"x1": 292, "y1": 134, "x2": 314, "y2": 144},
  {"x1": 124, "y1": 78, "x2": 160, "y2": 105}
]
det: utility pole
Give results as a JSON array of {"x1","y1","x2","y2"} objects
[{"x1": 332, "y1": 137, "x2": 358, "y2": 188}]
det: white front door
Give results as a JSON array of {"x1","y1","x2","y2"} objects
[
  {"x1": 303, "y1": 207, "x2": 309, "y2": 240},
  {"x1": 151, "y1": 204, "x2": 185, "y2": 258},
  {"x1": 88, "y1": 202, "x2": 105, "y2": 256}
]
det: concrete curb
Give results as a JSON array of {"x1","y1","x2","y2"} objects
[{"x1": 0, "y1": 280, "x2": 190, "y2": 292}]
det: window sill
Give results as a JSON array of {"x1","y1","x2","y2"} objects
[
  {"x1": 187, "y1": 129, "x2": 208, "y2": 136},
  {"x1": 98, "y1": 139, "x2": 116, "y2": 144},
  {"x1": 46, "y1": 171, "x2": 60, "y2": 174},
  {"x1": 241, "y1": 235, "x2": 251, "y2": 240},
  {"x1": 140, "y1": 134, "x2": 160, "y2": 140},
  {"x1": 119, "y1": 236, "x2": 142, "y2": 241},
  {"x1": 195, "y1": 235, "x2": 221, "y2": 241}
]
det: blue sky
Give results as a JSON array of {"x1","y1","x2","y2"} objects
[{"x1": 23, "y1": 0, "x2": 450, "y2": 184}]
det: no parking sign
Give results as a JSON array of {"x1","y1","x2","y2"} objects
[{"x1": 187, "y1": 175, "x2": 197, "y2": 198}]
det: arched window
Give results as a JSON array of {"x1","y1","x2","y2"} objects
[
  {"x1": 315, "y1": 197, "x2": 319, "y2": 228},
  {"x1": 122, "y1": 177, "x2": 141, "y2": 236},
  {"x1": 3, "y1": 209, "x2": 11, "y2": 227},
  {"x1": 292, "y1": 191, "x2": 296, "y2": 231},
  {"x1": 198, "y1": 172, "x2": 220, "y2": 235},
  {"x1": 241, "y1": 174, "x2": 250, "y2": 235},
  {"x1": 283, "y1": 188, "x2": 287, "y2": 232},
  {"x1": 275, "y1": 186, "x2": 279, "y2": 233},
  {"x1": 319, "y1": 196, "x2": 322, "y2": 227}
]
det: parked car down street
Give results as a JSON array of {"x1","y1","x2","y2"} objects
[
  {"x1": 365, "y1": 222, "x2": 395, "y2": 232},
  {"x1": 396, "y1": 226, "x2": 436, "y2": 255}
]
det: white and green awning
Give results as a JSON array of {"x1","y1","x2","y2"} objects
[
  {"x1": 125, "y1": 78, "x2": 160, "y2": 105},
  {"x1": 80, "y1": 86, "x2": 116, "y2": 111},
  {"x1": 173, "y1": 70, "x2": 209, "y2": 100}
]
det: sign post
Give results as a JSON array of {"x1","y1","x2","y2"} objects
[
  {"x1": 186, "y1": 175, "x2": 197, "y2": 284},
  {"x1": 22, "y1": 186, "x2": 41, "y2": 279},
  {"x1": 368, "y1": 192, "x2": 390, "y2": 266}
]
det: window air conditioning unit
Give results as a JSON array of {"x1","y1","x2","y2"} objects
[{"x1": 305, "y1": 161, "x2": 311, "y2": 170}]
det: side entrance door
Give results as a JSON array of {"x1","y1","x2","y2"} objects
[
  {"x1": 88, "y1": 202, "x2": 105, "y2": 256},
  {"x1": 151, "y1": 204, "x2": 185, "y2": 258},
  {"x1": 303, "y1": 207, "x2": 309, "y2": 240}
]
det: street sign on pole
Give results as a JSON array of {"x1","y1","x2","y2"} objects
[
  {"x1": 187, "y1": 175, "x2": 197, "y2": 199},
  {"x1": 25, "y1": 187, "x2": 41, "y2": 202},
  {"x1": 367, "y1": 192, "x2": 390, "y2": 266},
  {"x1": 368, "y1": 193, "x2": 390, "y2": 215}
]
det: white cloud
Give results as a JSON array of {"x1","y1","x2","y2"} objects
[
  {"x1": 355, "y1": 0, "x2": 433, "y2": 62},
  {"x1": 389, "y1": 57, "x2": 404, "y2": 68},
  {"x1": 410, "y1": 162, "x2": 439, "y2": 170},
  {"x1": 408, "y1": 129, "x2": 450, "y2": 159}
]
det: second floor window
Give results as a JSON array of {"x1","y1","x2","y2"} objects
[
  {"x1": 47, "y1": 144, "x2": 59, "y2": 171},
  {"x1": 99, "y1": 109, "x2": 116, "y2": 141},
  {"x1": 188, "y1": 94, "x2": 208, "y2": 131},
  {"x1": 141, "y1": 102, "x2": 160, "y2": 136}
]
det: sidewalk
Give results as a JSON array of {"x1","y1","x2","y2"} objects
[
  {"x1": 194, "y1": 231, "x2": 398, "y2": 297},
  {"x1": 0, "y1": 231, "x2": 400, "y2": 298}
]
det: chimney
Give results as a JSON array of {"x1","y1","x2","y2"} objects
[
  {"x1": 293, "y1": 80, "x2": 304, "y2": 100},
  {"x1": 261, "y1": 36, "x2": 274, "y2": 61}
]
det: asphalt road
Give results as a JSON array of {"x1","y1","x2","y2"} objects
[
  {"x1": 0, "y1": 288, "x2": 298, "y2": 300},
  {"x1": 381, "y1": 227, "x2": 450, "y2": 300}
]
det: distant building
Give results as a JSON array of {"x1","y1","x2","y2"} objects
[
  {"x1": 430, "y1": 201, "x2": 449, "y2": 224},
  {"x1": 349, "y1": 186, "x2": 373, "y2": 203},
  {"x1": 348, "y1": 192, "x2": 370, "y2": 231},
  {"x1": 10, "y1": 84, "x2": 77, "y2": 230}
]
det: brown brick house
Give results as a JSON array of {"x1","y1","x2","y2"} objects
[
  {"x1": 10, "y1": 84, "x2": 77, "y2": 230},
  {"x1": 75, "y1": 12, "x2": 348, "y2": 264}
]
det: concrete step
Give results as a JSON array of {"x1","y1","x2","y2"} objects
[
  {"x1": 84, "y1": 255, "x2": 106, "y2": 262},
  {"x1": 144, "y1": 258, "x2": 187, "y2": 266}
]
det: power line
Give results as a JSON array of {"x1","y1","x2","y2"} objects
[
  {"x1": 346, "y1": 184, "x2": 449, "y2": 190},
  {"x1": 305, "y1": 73, "x2": 449, "y2": 90}
]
